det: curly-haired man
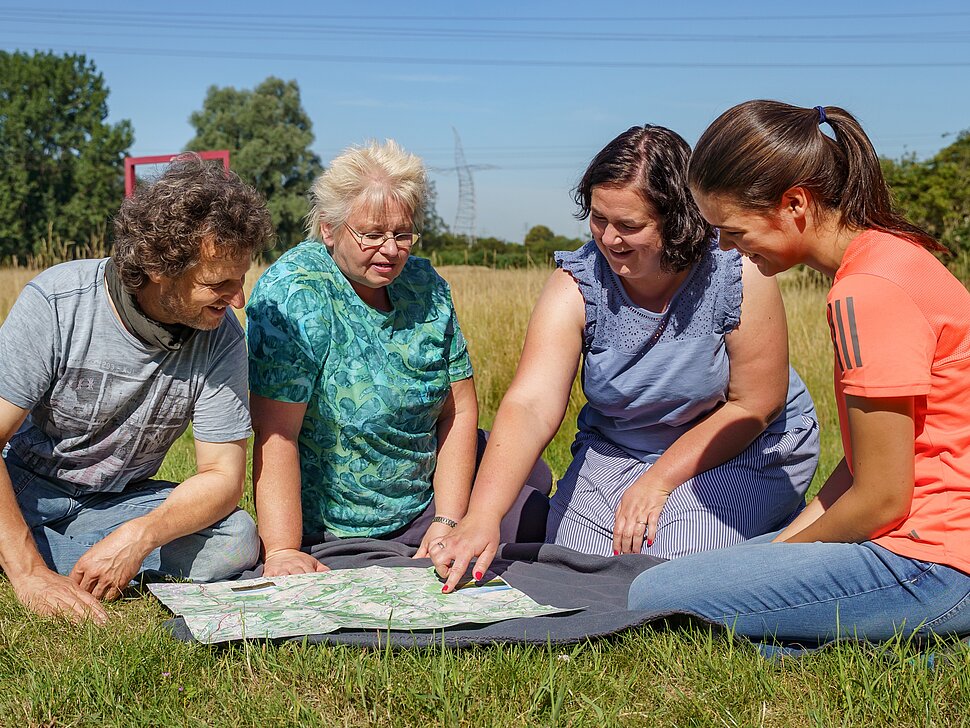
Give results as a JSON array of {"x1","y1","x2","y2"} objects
[{"x1": 0, "y1": 155, "x2": 274, "y2": 622}]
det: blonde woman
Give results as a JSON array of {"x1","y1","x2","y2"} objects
[{"x1": 247, "y1": 140, "x2": 549, "y2": 577}]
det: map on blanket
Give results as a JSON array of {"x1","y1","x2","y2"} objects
[{"x1": 148, "y1": 565, "x2": 578, "y2": 643}]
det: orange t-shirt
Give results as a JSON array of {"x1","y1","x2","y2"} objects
[{"x1": 828, "y1": 230, "x2": 970, "y2": 573}]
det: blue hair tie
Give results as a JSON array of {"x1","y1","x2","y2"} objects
[{"x1": 814, "y1": 105, "x2": 827, "y2": 125}]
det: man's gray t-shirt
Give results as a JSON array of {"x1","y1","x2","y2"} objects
[{"x1": 0, "y1": 258, "x2": 251, "y2": 493}]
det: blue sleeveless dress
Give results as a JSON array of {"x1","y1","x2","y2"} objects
[{"x1": 546, "y1": 240, "x2": 820, "y2": 559}]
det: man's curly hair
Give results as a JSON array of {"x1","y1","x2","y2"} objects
[{"x1": 112, "y1": 154, "x2": 274, "y2": 291}]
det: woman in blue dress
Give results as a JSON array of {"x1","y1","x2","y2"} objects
[{"x1": 432, "y1": 125, "x2": 819, "y2": 592}]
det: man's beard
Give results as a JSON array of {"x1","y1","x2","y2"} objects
[{"x1": 157, "y1": 292, "x2": 223, "y2": 331}]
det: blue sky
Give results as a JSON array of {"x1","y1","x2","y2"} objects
[{"x1": 2, "y1": 1, "x2": 968, "y2": 242}]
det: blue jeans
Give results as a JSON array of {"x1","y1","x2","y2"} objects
[
  {"x1": 8, "y1": 452, "x2": 259, "y2": 582},
  {"x1": 627, "y1": 537, "x2": 970, "y2": 648}
]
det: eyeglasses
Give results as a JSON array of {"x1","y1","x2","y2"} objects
[{"x1": 343, "y1": 223, "x2": 420, "y2": 251}]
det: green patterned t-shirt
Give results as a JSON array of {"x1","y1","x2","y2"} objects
[{"x1": 247, "y1": 242, "x2": 474, "y2": 537}]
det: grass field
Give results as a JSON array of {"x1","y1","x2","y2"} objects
[{"x1": 1, "y1": 262, "x2": 969, "y2": 726}]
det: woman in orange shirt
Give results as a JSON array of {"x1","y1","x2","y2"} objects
[{"x1": 628, "y1": 100, "x2": 970, "y2": 653}]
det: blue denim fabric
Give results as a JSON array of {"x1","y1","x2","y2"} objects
[
  {"x1": 8, "y1": 452, "x2": 258, "y2": 582},
  {"x1": 627, "y1": 537, "x2": 970, "y2": 648}
]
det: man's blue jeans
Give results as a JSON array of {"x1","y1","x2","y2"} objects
[
  {"x1": 7, "y1": 452, "x2": 259, "y2": 582},
  {"x1": 627, "y1": 536, "x2": 970, "y2": 648}
]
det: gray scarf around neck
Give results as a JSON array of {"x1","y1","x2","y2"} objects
[{"x1": 104, "y1": 258, "x2": 195, "y2": 351}]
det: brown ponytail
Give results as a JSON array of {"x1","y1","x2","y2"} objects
[{"x1": 688, "y1": 100, "x2": 945, "y2": 253}]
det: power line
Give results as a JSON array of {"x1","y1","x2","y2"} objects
[
  {"x1": 2, "y1": 42, "x2": 968, "y2": 69},
  {"x1": 1, "y1": 12, "x2": 968, "y2": 44},
  {"x1": 2, "y1": 7, "x2": 969, "y2": 22}
]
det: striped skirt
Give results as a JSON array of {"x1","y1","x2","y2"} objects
[{"x1": 546, "y1": 415, "x2": 820, "y2": 559}]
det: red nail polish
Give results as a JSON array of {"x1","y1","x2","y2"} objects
[
  {"x1": 613, "y1": 550, "x2": 619, "y2": 556},
  {"x1": 474, "y1": 571, "x2": 483, "y2": 581},
  {"x1": 441, "y1": 585, "x2": 448, "y2": 593},
  {"x1": 647, "y1": 539, "x2": 653, "y2": 547}
]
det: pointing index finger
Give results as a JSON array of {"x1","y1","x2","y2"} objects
[
  {"x1": 442, "y1": 552, "x2": 471, "y2": 594},
  {"x1": 473, "y1": 543, "x2": 498, "y2": 582}
]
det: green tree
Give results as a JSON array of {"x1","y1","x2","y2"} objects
[
  {"x1": 883, "y1": 131, "x2": 970, "y2": 255},
  {"x1": 186, "y1": 77, "x2": 323, "y2": 253},
  {"x1": 932, "y1": 132, "x2": 970, "y2": 252},
  {"x1": 416, "y1": 179, "x2": 450, "y2": 252},
  {"x1": 523, "y1": 224, "x2": 555, "y2": 247},
  {"x1": 0, "y1": 51, "x2": 133, "y2": 261}
]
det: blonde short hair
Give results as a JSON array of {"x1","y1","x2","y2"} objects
[{"x1": 306, "y1": 139, "x2": 427, "y2": 240}]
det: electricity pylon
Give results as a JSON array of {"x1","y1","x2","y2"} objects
[{"x1": 429, "y1": 128, "x2": 496, "y2": 246}]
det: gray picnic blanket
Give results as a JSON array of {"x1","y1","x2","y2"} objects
[{"x1": 161, "y1": 538, "x2": 664, "y2": 646}]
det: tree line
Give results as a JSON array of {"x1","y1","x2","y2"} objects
[
  {"x1": 1, "y1": 50, "x2": 967, "y2": 268},
  {"x1": 882, "y1": 134, "x2": 970, "y2": 256}
]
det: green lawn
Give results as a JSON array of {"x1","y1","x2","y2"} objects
[{"x1": 3, "y1": 577, "x2": 968, "y2": 726}]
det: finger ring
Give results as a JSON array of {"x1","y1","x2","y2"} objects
[
  {"x1": 434, "y1": 542, "x2": 446, "y2": 550},
  {"x1": 636, "y1": 521, "x2": 648, "y2": 526}
]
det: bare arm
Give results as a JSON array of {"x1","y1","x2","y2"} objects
[
  {"x1": 70, "y1": 437, "x2": 249, "y2": 598},
  {"x1": 614, "y1": 258, "x2": 792, "y2": 553},
  {"x1": 0, "y1": 397, "x2": 108, "y2": 622},
  {"x1": 432, "y1": 268, "x2": 585, "y2": 591},
  {"x1": 251, "y1": 394, "x2": 328, "y2": 576},
  {"x1": 772, "y1": 457, "x2": 853, "y2": 541},
  {"x1": 779, "y1": 395, "x2": 914, "y2": 543},
  {"x1": 413, "y1": 376, "x2": 479, "y2": 558}
]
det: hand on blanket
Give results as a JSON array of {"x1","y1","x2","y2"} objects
[
  {"x1": 263, "y1": 548, "x2": 329, "y2": 577},
  {"x1": 613, "y1": 478, "x2": 673, "y2": 555},
  {"x1": 413, "y1": 520, "x2": 456, "y2": 559},
  {"x1": 429, "y1": 516, "x2": 501, "y2": 594}
]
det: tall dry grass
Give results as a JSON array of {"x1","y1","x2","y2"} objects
[
  {"x1": 441, "y1": 266, "x2": 586, "y2": 472},
  {"x1": 777, "y1": 273, "x2": 842, "y2": 493},
  {"x1": 0, "y1": 268, "x2": 43, "y2": 319}
]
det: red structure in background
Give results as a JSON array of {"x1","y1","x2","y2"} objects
[{"x1": 124, "y1": 150, "x2": 230, "y2": 197}]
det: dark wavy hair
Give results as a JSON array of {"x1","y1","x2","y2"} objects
[
  {"x1": 112, "y1": 154, "x2": 275, "y2": 292},
  {"x1": 573, "y1": 125, "x2": 714, "y2": 272},
  {"x1": 689, "y1": 100, "x2": 944, "y2": 253}
]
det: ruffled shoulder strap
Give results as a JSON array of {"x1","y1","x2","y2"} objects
[
  {"x1": 555, "y1": 241, "x2": 601, "y2": 352},
  {"x1": 711, "y1": 242, "x2": 743, "y2": 335}
]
